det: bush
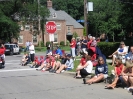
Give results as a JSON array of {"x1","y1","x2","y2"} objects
[
  {"x1": 97, "y1": 42, "x2": 120, "y2": 57},
  {"x1": 46, "y1": 41, "x2": 51, "y2": 47},
  {"x1": 66, "y1": 40, "x2": 70, "y2": 46},
  {"x1": 60, "y1": 41, "x2": 65, "y2": 46}
]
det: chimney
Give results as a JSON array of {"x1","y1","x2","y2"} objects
[{"x1": 47, "y1": 0, "x2": 52, "y2": 8}]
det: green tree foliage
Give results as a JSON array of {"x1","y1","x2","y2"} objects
[
  {"x1": 88, "y1": 0, "x2": 123, "y2": 41},
  {"x1": 44, "y1": 0, "x2": 84, "y2": 20}
]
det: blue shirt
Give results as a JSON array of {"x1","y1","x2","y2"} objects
[
  {"x1": 56, "y1": 48, "x2": 63, "y2": 56},
  {"x1": 81, "y1": 40, "x2": 87, "y2": 48},
  {"x1": 95, "y1": 63, "x2": 108, "y2": 75}
]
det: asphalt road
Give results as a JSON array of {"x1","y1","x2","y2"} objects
[{"x1": 0, "y1": 53, "x2": 132, "y2": 99}]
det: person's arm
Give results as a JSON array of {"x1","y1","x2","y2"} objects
[
  {"x1": 128, "y1": 67, "x2": 133, "y2": 76},
  {"x1": 95, "y1": 66, "x2": 98, "y2": 75},
  {"x1": 103, "y1": 64, "x2": 108, "y2": 74},
  {"x1": 120, "y1": 47, "x2": 128, "y2": 55},
  {"x1": 67, "y1": 59, "x2": 73, "y2": 68},
  {"x1": 82, "y1": 40, "x2": 87, "y2": 45},
  {"x1": 83, "y1": 61, "x2": 89, "y2": 68},
  {"x1": 121, "y1": 67, "x2": 127, "y2": 76},
  {"x1": 114, "y1": 67, "x2": 118, "y2": 76}
]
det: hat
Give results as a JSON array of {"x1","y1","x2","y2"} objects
[
  {"x1": 67, "y1": 54, "x2": 71, "y2": 57},
  {"x1": 126, "y1": 60, "x2": 133, "y2": 68},
  {"x1": 47, "y1": 52, "x2": 52, "y2": 56}
]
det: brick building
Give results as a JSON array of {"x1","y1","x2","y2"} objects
[{"x1": 18, "y1": 0, "x2": 84, "y2": 46}]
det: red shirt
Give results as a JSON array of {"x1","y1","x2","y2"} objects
[
  {"x1": 87, "y1": 40, "x2": 92, "y2": 49},
  {"x1": 115, "y1": 64, "x2": 123, "y2": 76},
  {"x1": 80, "y1": 57, "x2": 86, "y2": 66},
  {"x1": 70, "y1": 40, "x2": 76, "y2": 48},
  {"x1": 0, "y1": 47, "x2": 6, "y2": 55}
]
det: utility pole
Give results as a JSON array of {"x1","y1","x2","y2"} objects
[
  {"x1": 84, "y1": 0, "x2": 88, "y2": 37},
  {"x1": 38, "y1": 0, "x2": 41, "y2": 47}
]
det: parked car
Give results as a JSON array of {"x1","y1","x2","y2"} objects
[{"x1": 4, "y1": 44, "x2": 20, "y2": 55}]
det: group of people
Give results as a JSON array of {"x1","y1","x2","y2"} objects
[{"x1": 21, "y1": 38, "x2": 133, "y2": 94}]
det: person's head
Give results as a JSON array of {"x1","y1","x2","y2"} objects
[
  {"x1": 115, "y1": 59, "x2": 122, "y2": 66},
  {"x1": 1, "y1": 44, "x2": 4, "y2": 48},
  {"x1": 125, "y1": 60, "x2": 133, "y2": 69},
  {"x1": 120, "y1": 41, "x2": 125, "y2": 48},
  {"x1": 29, "y1": 42, "x2": 33, "y2": 46},
  {"x1": 98, "y1": 57, "x2": 105, "y2": 65},
  {"x1": 89, "y1": 36, "x2": 92, "y2": 40},
  {"x1": 47, "y1": 47, "x2": 50, "y2": 50},
  {"x1": 86, "y1": 55, "x2": 91, "y2": 61},
  {"x1": 130, "y1": 46, "x2": 133, "y2": 53},
  {"x1": 92, "y1": 37, "x2": 95, "y2": 41},
  {"x1": 55, "y1": 46, "x2": 59, "y2": 50},
  {"x1": 25, "y1": 53, "x2": 28, "y2": 56},
  {"x1": 66, "y1": 54, "x2": 71, "y2": 59}
]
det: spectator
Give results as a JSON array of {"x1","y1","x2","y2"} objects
[
  {"x1": 70, "y1": 38, "x2": 76, "y2": 60},
  {"x1": 25, "y1": 40, "x2": 29, "y2": 51},
  {"x1": 81, "y1": 36, "x2": 88, "y2": 53},
  {"x1": 54, "y1": 46, "x2": 63, "y2": 59},
  {"x1": 29, "y1": 43, "x2": 35, "y2": 62},
  {"x1": 83, "y1": 56, "x2": 108, "y2": 84},
  {"x1": 74, "y1": 51, "x2": 87, "y2": 77},
  {"x1": 49, "y1": 54, "x2": 68, "y2": 73},
  {"x1": 46, "y1": 46, "x2": 52, "y2": 55},
  {"x1": 121, "y1": 60, "x2": 133, "y2": 90},
  {"x1": 76, "y1": 38, "x2": 81, "y2": 56},
  {"x1": 22, "y1": 53, "x2": 30, "y2": 66},
  {"x1": 56, "y1": 54, "x2": 74, "y2": 74},
  {"x1": 75, "y1": 55, "x2": 93, "y2": 78},
  {"x1": 108, "y1": 41, "x2": 128, "y2": 66},
  {"x1": 126, "y1": 46, "x2": 133, "y2": 61},
  {"x1": 90, "y1": 37, "x2": 97, "y2": 47},
  {"x1": 105, "y1": 59, "x2": 124, "y2": 89}
]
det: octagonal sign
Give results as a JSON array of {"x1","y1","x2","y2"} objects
[{"x1": 46, "y1": 21, "x2": 57, "y2": 34}]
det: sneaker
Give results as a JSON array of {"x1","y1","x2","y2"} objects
[
  {"x1": 61, "y1": 70, "x2": 65, "y2": 73},
  {"x1": 49, "y1": 69, "x2": 54, "y2": 72},
  {"x1": 129, "y1": 88, "x2": 133, "y2": 93}
]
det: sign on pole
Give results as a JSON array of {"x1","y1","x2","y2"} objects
[
  {"x1": 46, "y1": 21, "x2": 57, "y2": 34},
  {"x1": 87, "y1": 2, "x2": 93, "y2": 12}
]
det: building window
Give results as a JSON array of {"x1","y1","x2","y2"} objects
[
  {"x1": 56, "y1": 23, "x2": 61, "y2": 30},
  {"x1": 33, "y1": 35, "x2": 37, "y2": 43},
  {"x1": 54, "y1": 34, "x2": 58, "y2": 42},
  {"x1": 25, "y1": 25, "x2": 30, "y2": 31},
  {"x1": 52, "y1": 12, "x2": 57, "y2": 18},
  {"x1": 68, "y1": 26, "x2": 71, "y2": 32},
  {"x1": 19, "y1": 25, "x2": 24, "y2": 31},
  {"x1": 18, "y1": 35, "x2": 23, "y2": 44}
]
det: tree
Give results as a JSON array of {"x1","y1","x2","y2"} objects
[{"x1": 88, "y1": 0, "x2": 123, "y2": 42}]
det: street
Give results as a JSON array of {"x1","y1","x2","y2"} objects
[{"x1": 0, "y1": 53, "x2": 132, "y2": 99}]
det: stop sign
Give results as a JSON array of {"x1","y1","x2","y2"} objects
[{"x1": 46, "y1": 21, "x2": 57, "y2": 34}]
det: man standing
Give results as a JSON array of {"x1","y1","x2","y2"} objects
[
  {"x1": 70, "y1": 38, "x2": 76, "y2": 60},
  {"x1": 29, "y1": 43, "x2": 35, "y2": 62},
  {"x1": 81, "y1": 36, "x2": 88, "y2": 53},
  {"x1": 25, "y1": 40, "x2": 29, "y2": 51}
]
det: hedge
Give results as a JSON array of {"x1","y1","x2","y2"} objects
[{"x1": 97, "y1": 42, "x2": 120, "y2": 57}]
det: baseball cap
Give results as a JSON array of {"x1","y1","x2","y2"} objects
[{"x1": 67, "y1": 54, "x2": 71, "y2": 57}]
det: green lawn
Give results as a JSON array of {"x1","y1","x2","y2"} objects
[{"x1": 71, "y1": 60, "x2": 114, "y2": 75}]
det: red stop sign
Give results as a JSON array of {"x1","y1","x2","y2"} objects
[{"x1": 46, "y1": 21, "x2": 57, "y2": 34}]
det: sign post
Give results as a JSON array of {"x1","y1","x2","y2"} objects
[{"x1": 46, "y1": 21, "x2": 57, "y2": 55}]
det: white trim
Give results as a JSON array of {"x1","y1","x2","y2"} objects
[{"x1": 56, "y1": 23, "x2": 61, "y2": 30}]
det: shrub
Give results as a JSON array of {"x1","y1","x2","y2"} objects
[
  {"x1": 60, "y1": 41, "x2": 65, "y2": 46},
  {"x1": 97, "y1": 42, "x2": 120, "y2": 57},
  {"x1": 66, "y1": 40, "x2": 70, "y2": 46}
]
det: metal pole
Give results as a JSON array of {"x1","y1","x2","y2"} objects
[
  {"x1": 38, "y1": 0, "x2": 41, "y2": 47},
  {"x1": 84, "y1": 0, "x2": 88, "y2": 37}
]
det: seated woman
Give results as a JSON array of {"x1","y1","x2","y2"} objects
[
  {"x1": 75, "y1": 55, "x2": 93, "y2": 78},
  {"x1": 83, "y1": 56, "x2": 108, "y2": 84},
  {"x1": 121, "y1": 60, "x2": 133, "y2": 91},
  {"x1": 108, "y1": 41, "x2": 128, "y2": 66},
  {"x1": 56, "y1": 54, "x2": 74, "y2": 74},
  {"x1": 105, "y1": 59, "x2": 124, "y2": 89},
  {"x1": 49, "y1": 54, "x2": 68, "y2": 73},
  {"x1": 22, "y1": 53, "x2": 30, "y2": 66}
]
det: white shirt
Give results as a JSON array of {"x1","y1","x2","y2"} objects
[
  {"x1": 65, "y1": 59, "x2": 74, "y2": 69},
  {"x1": 117, "y1": 46, "x2": 128, "y2": 55},
  {"x1": 29, "y1": 45, "x2": 35, "y2": 54},
  {"x1": 84, "y1": 60, "x2": 93, "y2": 73},
  {"x1": 25, "y1": 42, "x2": 29, "y2": 47}
]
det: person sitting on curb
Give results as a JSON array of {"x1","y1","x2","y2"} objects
[
  {"x1": 74, "y1": 51, "x2": 87, "y2": 78},
  {"x1": 108, "y1": 41, "x2": 128, "y2": 66},
  {"x1": 75, "y1": 55, "x2": 93, "y2": 79},
  {"x1": 22, "y1": 53, "x2": 30, "y2": 66},
  {"x1": 49, "y1": 54, "x2": 68, "y2": 73},
  {"x1": 54, "y1": 46, "x2": 63, "y2": 59},
  {"x1": 56, "y1": 54, "x2": 74, "y2": 74},
  {"x1": 120, "y1": 60, "x2": 133, "y2": 92},
  {"x1": 105, "y1": 59, "x2": 124, "y2": 89},
  {"x1": 83, "y1": 56, "x2": 108, "y2": 84}
]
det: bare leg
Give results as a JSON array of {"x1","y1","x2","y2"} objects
[
  {"x1": 86, "y1": 76, "x2": 97, "y2": 84},
  {"x1": 56, "y1": 64, "x2": 67, "y2": 74},
  {"x1": 112, "y1": 55, "x2": 116, "y2": 66},
  {"x1": 55, "y1": 61, "x2": 61, "y2": 70},
  {"x1": 106, "y1": 76, "x2": 119, "y2": 88},
  {"x1": 129, "y1": 76, "x2": 133, "y2": 87},
  {"x1": 122, "y1": 76, "x2": 130, "y2": 87},
  {"x1": 92, "y1": 74, "x2": 104, "y2": 83}
]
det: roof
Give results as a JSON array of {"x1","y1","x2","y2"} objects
[{"x1": 47, "y1": 8, "x2": 84, "y2": 29}]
